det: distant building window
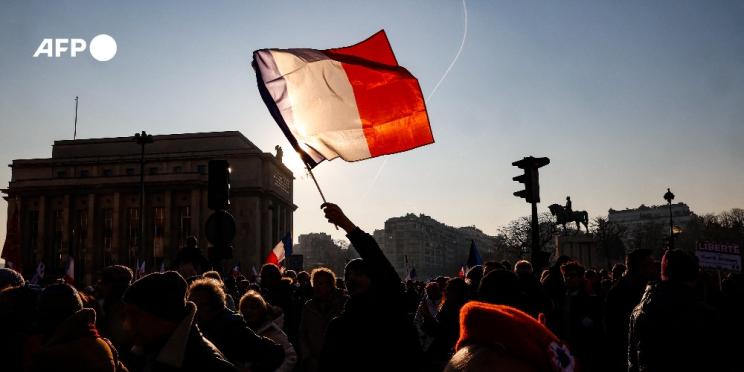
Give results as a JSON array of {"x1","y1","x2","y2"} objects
[
  {"x1": 103, "y1": 169, "x2": 113, "y2": 177},
  {"x1": 173, "y1": 166, "x2": 183, "y2": 173},
  {"x1": 57, "y1": 170, "x2": 67, "y2": 178},
  {"x1": 79, "y1": 170, "x2": 90, "y2": 177},
  {"x1": 197, "y1": 165, "x2": 207, "y2": 175},
  {"x1": 149, "y1": 167, "x2": 158, "y2": 175},
  {"x1": 126, "y1": 168, "x2": 135, "y2": 176}
]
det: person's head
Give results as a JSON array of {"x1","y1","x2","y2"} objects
[
  {"x1": 122, "y1": 271, "x2": 188, "y2": 349},
  {"x1": 283, "y1": 269, "x2": 297, "y2": 285},
  {"x1": 447, "y1": 302, "x2": 575, "y2": 372},
  {"x1": 514, "y1": 260, "x2": 533, "y2": 277},
  {"x1": 100, "y1": 265, "x2": 133, "y2": 299},
  {"x1": 483, "y1": 261, "x2": 506, "y2": 274},
  {"x1": 478, "y1": 270, "x2": 521, "y2": 307},
  {"x1": 335, "y1": 278, "x2": 346, "y2": 292},
  {"x1": 188, "y1": 278, "x2": 226, "y2": 324},
  {"x1": 661, "y1": 250, "x2": 699, "y2": 284},
  {"x1": 466, "y1": 265, "x2": 484, "y2": 286},
  {"x1": 611, "y1": 263, "x2": 626, "y2": 281},
  {"x1": 239, "y1": 290, "x2": 269, "y2": 327},
  {"x1": 186, "y1": 236, "x2": 198, "y2": 249},
  {"x1": 38, "y1": 283, "x2": 83, "y2": 335},
  {"x1": 202, "y1": 270, "x2": 222, "y2": 282},
  {"x1": 626, "y1": 249, "x2": 655, "y2": 282},
  {"x1": 424, "y1": 281, "x2": 442, "y2": 303},
  {"x1": 0, "y1": 268, "x2": 25, "y2": 291},
  {"x1": 441, "y1": 277, "x2": 468, "y2": 309},
  {"x1": 0, "y1": 285, "x2": 39, "y2": 334},
  {"x1": 560, "y1": 262, "x2": 585, "y2": 291},
  {"x1": 554, "y1": 255, "x2": 571, "y2": 269},
  {"x1": 260, "y1": 263, "x2": 282, "y2": 288},
  {"x1": 344, "y1": 258, "x2": 372, "y2": 296},
  {"x1": 297, "y1": 271, "x2": 311, "y2": 287},
  {"x1": 311, "y1": 267, "x2": 336, "y2": 301}
]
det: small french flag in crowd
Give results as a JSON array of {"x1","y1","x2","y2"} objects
[{"x1": 265, "y1": 233, "x2": 292, "y2": 267}]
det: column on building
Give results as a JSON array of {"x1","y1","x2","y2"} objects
[
  {"x1": 84, "y1": 193, "x2": 95, "y2": 285},
  {"x1": 37, "y1": 195, "x2": 46, "y2": 262},
  {"x1": 112, "y1": 192, "x2": 121, "y2": 264}
]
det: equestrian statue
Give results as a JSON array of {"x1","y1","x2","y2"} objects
[{"x1": 549, "y1": 196, "x2": 589, "y2": 233}]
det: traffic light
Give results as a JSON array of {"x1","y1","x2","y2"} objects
[
  {"x1": 512, "y1": 156, "x2": 550, "y2": 203},
  {"x1": 208, "y1": 160, "x2": 230, "y2": 210}
]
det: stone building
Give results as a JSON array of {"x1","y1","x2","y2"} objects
[
  {"x1": 293, "y1": 233, "x2": 358, "y2": 277},
  {"x1": 2, "y1": 131, "x2": 294, "y2": 285},
  {"x1": 374, "y1": 213, "x2": 502, "y2": 280}
]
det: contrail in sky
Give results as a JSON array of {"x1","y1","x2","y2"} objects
[{"x1": 359, "y1": 0, "x2": 468, "y2": 203}]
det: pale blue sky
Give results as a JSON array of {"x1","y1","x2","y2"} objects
[{"x1": 1, "y1": 0, "x2": 743, "y2": 249}]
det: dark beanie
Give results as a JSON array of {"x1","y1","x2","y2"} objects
[
  {"x1": 38, "y1": 284, "x2": 83, "y2": 333},
  {"x1": 123, "y1": 271, "x2": 187, "y2": 322}
]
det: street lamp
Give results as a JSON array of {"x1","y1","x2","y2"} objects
[
  {"x1": 663, "y1": 188, "x2": 675, "y2": 251},
  {"x1": 134, "y1": 131, "x2": 154, "y2": 266}
]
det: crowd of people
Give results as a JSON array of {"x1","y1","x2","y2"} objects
[{"x1": 0, "y1": 202, "x2": 742, "y2": 371}]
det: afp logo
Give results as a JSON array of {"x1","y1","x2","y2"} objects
[{"x1": 33, "y1": 34, "x2": 117, "y2": 62}]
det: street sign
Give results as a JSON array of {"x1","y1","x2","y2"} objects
[
  {"x1": 695, "y1": 241, "x2": 741, "y2": 272},
  {"x1": 205, "y1": 210, "x2": 236, "y2": 247}
]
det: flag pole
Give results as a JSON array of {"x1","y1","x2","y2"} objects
[
  {"x1": 303, "y1": 161, "x2": 338, "y2": 230},
  {"x1": 73, "y1": 96, "x2": 78, "y2": 140}
]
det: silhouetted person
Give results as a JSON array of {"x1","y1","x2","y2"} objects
[
  {"x1": 259, "y1": 263, "x2": 299, "y2": 343},
  {"x1": 202, "y1": 270, "x2": 236, "y2": 310},
  {"x1": 299, "y1": 267, "x2": 347, "y2": 372},
  {"x1": 32, "y1": 283, "x2": 127, "y2": 372},
  {"x1": 122, "y1": 271, "x2": 237, "y2": 372},
  {"x1": 465, "y1": 265, "x2": 483, "y2": 300},
  {"x1": 0, "y1": 285, "x2": 41, "y2": 372},
  {"x1": 318, "y1": 203, "x2": 422, "y2": 372},
  {"x1": 555, "y1": 261, "x2": 603, "y2": 371},
  {"x1": 629, "y1": 250, "x2": 723, "y2": 372},
  {"x1": 542, "y1": 255, "x2": 571, "y2": 334},
  {"x1": 427, "y1": 277, "x2": 469, "y2": 369},
  {"x1": 478, "y1": 270, "x2": 523, "y2": 310},
  {"x1": 239, "y1": 290, "x2": 297, "y2": 372},
  {"x1": 0, "y1": 267, "x2": 25, "y2": 291},
  {"x1": 514, "y1": 260, "x2": 551, "y2": 318},
  {"x1": 97, "y1": 265, "x2": 134, "y2": 361},
  {"x1": 604, "y1": 249, "x2": 655, "y2": 372},
  {"x1": 188, "y1": 278, "x2": 284, "y2": 371},
  {"x1": 720, "y1": 273, "x2": 744, "y2": 371},
  {"x1": 174, "y1": 236, "x2": 210, "y2": 277}
]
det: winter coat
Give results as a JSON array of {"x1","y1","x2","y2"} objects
[
  {"x1": 319, "y1": 228, "x2": 423, "y2": 372},
  {"x1": 129, "y1": 302, "x2": 237, "y2": 372},
  {"x1": 31, "y1": 308, "x2": 127, "y2": 372},
  {"x1": 198, "y1": 306, "x2": 285, "y2": 371},
  {"x1": 628, "y1": 281, "x2": 723, "y2": 372},
  {"x1": 298, "y1": 290, "x2": 347, "y2": 372},
  {"x1": 255, "y1": 315, "x2": 297, "y2": 372},
  {"x1": 603, "y1": 276, "x2": 646, "y2": 372}
]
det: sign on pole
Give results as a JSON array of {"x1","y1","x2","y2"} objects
[{"x1": 695, "y1": 241, "x2": 741, "y2": 272}]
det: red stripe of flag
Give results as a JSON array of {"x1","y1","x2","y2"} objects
[{"x1": 324, "y1": 31, "x2": 433, "y2": 157}]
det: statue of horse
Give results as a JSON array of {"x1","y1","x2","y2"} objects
[{"x1": 548, "y1": 204, "x2": 589, "y2": 233}]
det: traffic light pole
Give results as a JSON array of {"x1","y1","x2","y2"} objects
[{"x1": 531, "y1": 201, "x2": 540, "y2": 267}]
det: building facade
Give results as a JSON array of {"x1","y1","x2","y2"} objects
[
  {"x1": 293, "y1": 233, "x2": 358, "y2": 276},
  {"x1": 374, "y1": 213, "x2": 502, "y2": 280},
  {"x1": 2, "y1": 131, "x2": 294, "y2": 285},
  {"x1": 608, "y1": 203, "x2": 693, "y2": 230}
]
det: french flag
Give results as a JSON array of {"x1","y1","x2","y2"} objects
[
  {"x1": 253, "y1": 30, "x2": 434, "y2": 168},
  {"x1": 265, "y1": 233, "x2": 292, "y2": 267}
]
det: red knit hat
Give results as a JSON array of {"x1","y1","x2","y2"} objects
[{"x1": 456, "y1": 301, "x2": 576, "y2": 372}]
